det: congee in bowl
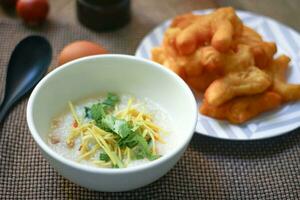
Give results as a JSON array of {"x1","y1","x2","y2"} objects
[
  {"x1": 27, "y1": 55, "x2": 197, "y2": 191},
  {"x1": 48, "y1": 92, "x2": 177, "y2": 168}
]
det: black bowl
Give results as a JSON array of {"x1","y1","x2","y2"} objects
[{"x1": 76, "y1": 0, "x2": 131, "y2": 32}]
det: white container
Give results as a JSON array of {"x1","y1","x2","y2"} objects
[{"x1": 27, "y1": 54, "x2": 197, "y2": 192}]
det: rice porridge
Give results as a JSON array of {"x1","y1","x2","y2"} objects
[{"x1": 48, "y1": 93, "x2": 178, "y2": 168}]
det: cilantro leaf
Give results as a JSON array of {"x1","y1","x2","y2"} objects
[
  {"x1": 101, "y1": 116, "x2": 131, "y2": 138},
  {"x1": 99, "y1": 153, "x2": 110, "y2": 162},
  {"x1": 135, "y1": 134, "x2": 148, "y2": 151},
  {"x1": 133, "y1": 145, "x2": 146, "y2": 160},
  {"x1": 102, "y1": 93, "x2": 119, "y2": 110},
  {"x1": 101, "y1": 115, "x2": 115, "y2": 131},
  {"x1": 85, "y1": 93, "x2": 120, "y2": 127},
  {"x1": 118, "y1": 132, "x2": 139, "y2": 148},
  {"x1": 90, "y1": 103, "x2": 106, "y2": 127},
  {"x1": 84, "y1": 107, "x2": 92, "y2": 119},
  {"x1": 134, "y1": 135, "x2": 160, "y2": 161},
  {"x1": 147, "y1": 154, "x2": 161, "y2": 161},
  {"x1": 118, "y1": 132, "x2": 157, "y2": 161},
  {"x1": 113, "y1": 119, "x2": 131, "y2": 138}
]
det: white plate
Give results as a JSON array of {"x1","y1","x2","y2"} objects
[{"x1": 135, "y1": 9, "x2": 300, "y2": 140}]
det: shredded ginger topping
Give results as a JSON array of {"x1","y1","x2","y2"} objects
[{"x1": 65, "y1": 93, "x2": 167, "y2": 168}]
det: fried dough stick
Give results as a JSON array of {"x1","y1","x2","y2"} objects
[
  {"x1": 175, "y1": 7, "x2": 243, "y2": 55},
  {"x1": 222, "y1": 45, "x2": 255, "y2": 73},
  {"x1": 265, "y1": 55, "x2": 290, "y2": 81},
  {"x1": 235, "y1": 26, "x2": 277, "y2": 68},
  {"x1": 211, "y1": 7, "x2": 243, "y2": 52},
  {"x1": 267, "y1": 55, "x2": 300, "y2": 101},
  {"x1": 200, "y1": 92, "x2": 282, "y2": 124},
  {"x1": 204, "y1": 67, "x2": 272, "y2": 106},
  {"x1": 175, "y1": 17, "x2": 211, "y2": 55}
]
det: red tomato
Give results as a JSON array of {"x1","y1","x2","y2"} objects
[{"x1": 16, "y1": 0, "x2": 49, "y2": 25}]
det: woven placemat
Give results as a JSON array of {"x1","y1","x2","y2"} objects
[{"x1": 1, "y1": 4, "x2": 300, "y2": 200}]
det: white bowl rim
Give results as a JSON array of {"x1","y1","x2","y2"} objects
[{"x1": 27, "y1": 54, "x2": 197, "y2": 174}]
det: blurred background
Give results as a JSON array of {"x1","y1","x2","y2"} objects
[{"x1": 0, "y1": 0, "x2": 298, "y2": 31}]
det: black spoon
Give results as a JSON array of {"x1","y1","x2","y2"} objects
[{"x1": 0, "y1": 35, "x2": 52, "y2": 122}]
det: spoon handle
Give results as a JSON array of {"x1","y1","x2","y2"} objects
[{"x1": 0, "y1": 102, "x2": 11, "y2": 123}]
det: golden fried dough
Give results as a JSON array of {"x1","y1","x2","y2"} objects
[
  {"x1": 151, "y1": 7, "x2": 295, "y2": 124},
  {"x1": 198, "y1": 46, "x2": 222, "y2": 71},
  {"x1": 226, "y1": 92, "x2": 282, "y2": 123},
  {"x1": 222, "y1": 45, "x2": 255, "y2": 73},
  {"x1": 175, "y1": 19, "x2": 211, "y2": 55},
  {"x1": 200, "y1": 92, "x2": 282, "y2": 124},
  {"x1": 210, "y1": 7, "x2": 243, "y2": 52},
  {"x1": 265, "y1": 55, "x2": 300, "y2": 101},
  {"x1": 252, "y1": 42, "x2": 276, "y2": 68},
  {"x1": 235, "y1": 26, "x2": 277, "y2": 68},
  {"x1": 236, "y1": 26, "x2": 262, "y2": 43},
  {"x1": 199, "y1": 100, "x2": 228, "y2": 120},
  {"x1": 186, "y1": 69, "x2": 221, "y2": 93},
  {"x1": 175, "y1": 7, "x2": 243, "y2": 55},
  {"x1": 151, "y1": 47, "x2": 165, "y2": 64},
  {"x1": 273, "y1": 81, "x2": 300, "y2": 102},
  {"x1": 266, "y1": 55, "x2": 290, "y2": 81},
  {"x1": 211, "y1": 20, "x2": 233, "y2": 52},
  {"x1": 204, "y1": 67, "x2": 272, "y2": 106}
]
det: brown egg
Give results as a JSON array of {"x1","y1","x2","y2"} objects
[{"x1": 58, "y1": 40, "x2": 108, "y2": 65}]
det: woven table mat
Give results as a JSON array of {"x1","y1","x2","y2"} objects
[{"x1": 1, "y1": 3, "x2": 300, "y2": 199}]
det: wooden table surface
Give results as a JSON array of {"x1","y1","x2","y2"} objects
[{"x1": 0, "y1": 0, "x2": 299, "y2": 32}]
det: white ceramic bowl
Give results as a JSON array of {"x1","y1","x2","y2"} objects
[{"x1": 27, "y1": 54, "x2": 197, "y2": 192}]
